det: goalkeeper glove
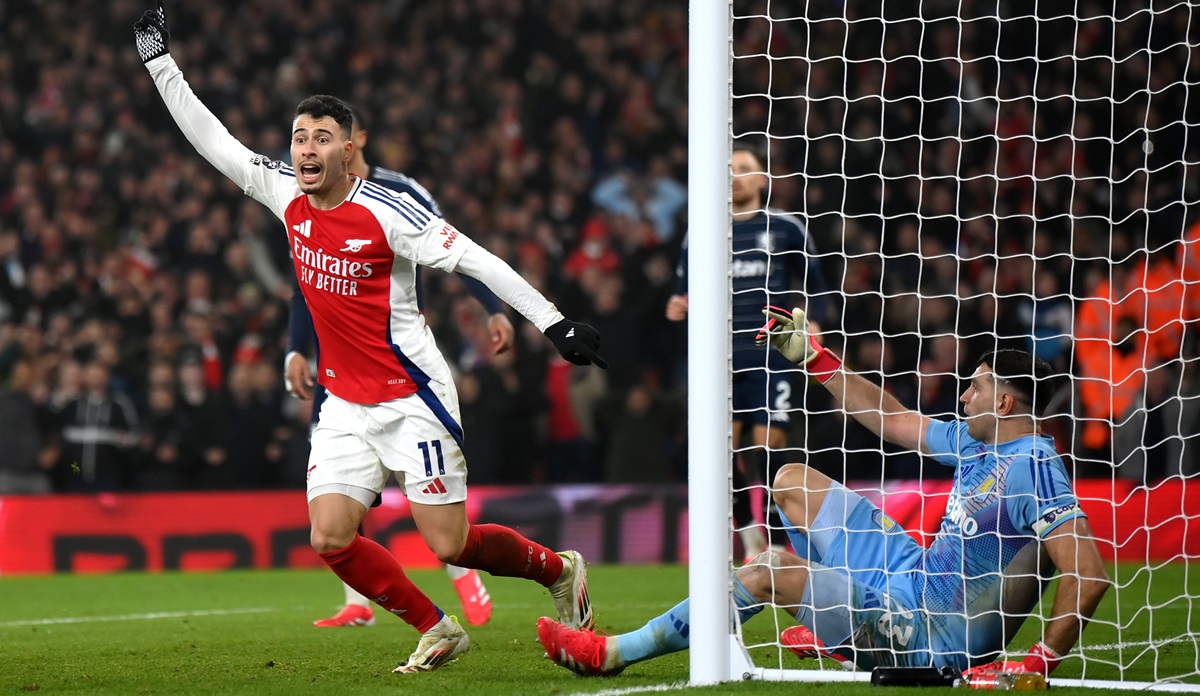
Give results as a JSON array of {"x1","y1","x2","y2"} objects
[
  {"x1": 544, "y1": 318, "x2": 608, "y2": 369},
  {"x1": 755, "y1": 305, "x2": 842, "y2": 383},
  {"x1": 134, "y1": 2, "x2": 170, "y2": 63}
]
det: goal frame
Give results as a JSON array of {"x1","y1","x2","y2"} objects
[{"x1": 685, "y1": 1, "x2": 1200, "y2": 691}]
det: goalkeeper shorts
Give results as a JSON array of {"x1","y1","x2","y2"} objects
[{"x1": 780, "y1": 481, "x2": 937, "y2": 668}]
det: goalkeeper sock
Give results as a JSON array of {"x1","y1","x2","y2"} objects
[
  {"x1": 616, "y1": 598, "x2": 691, "y2": 664},
  {"x1": 320, "y1": 534, "x2": 442, "y2": 633},
  {"x1": 616, "y1": 574, "x2": 764, "y2": 664},
  {"x1": 452, "y1": 523, "x2": 564, "y2": 587}
]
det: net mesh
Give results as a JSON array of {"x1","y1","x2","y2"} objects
[{"x1": 727, "y1": 0, "x2": 1200, "y2": 686}]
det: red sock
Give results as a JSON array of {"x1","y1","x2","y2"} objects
[
  {"x1": 452, "y1": 523, "x2": 565, "y2": 587},
  {"x1": 319, "y1": 534, "x2": 442, "y2": 633}
]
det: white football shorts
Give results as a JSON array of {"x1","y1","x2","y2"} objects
[{"x1": 306, "y1": 388, "x2": 468, "y2": 507}]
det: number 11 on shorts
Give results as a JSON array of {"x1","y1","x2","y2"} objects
[{"x1": 418, "y1": 440, "x2": 446, "y2": 476}]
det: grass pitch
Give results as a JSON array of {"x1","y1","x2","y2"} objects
[{"x1": 0, "y1": 563, "x2": 1196, "y2": 695}]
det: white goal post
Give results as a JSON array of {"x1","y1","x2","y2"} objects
[{"x1": 689, "y1": 0, "x2": 1200, "y2": 691}]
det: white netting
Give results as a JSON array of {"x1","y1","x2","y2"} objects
[{"x1": 722, "y1": 0, "x2": 1200, "y2": 688}]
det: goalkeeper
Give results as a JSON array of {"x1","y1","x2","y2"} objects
[{"x1": 538, "y1": 306, "x2": 1109, "y2": 676}]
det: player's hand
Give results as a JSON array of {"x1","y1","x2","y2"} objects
[
  {"x1": 133, "y1": 1, "x2": 170, "y2": 63},
  {"x1": 544, "y1": 318, "x2": 608, "y2": 369},
  {"x1": 665, "y1": 294, "x2": 688, "y2": 321},
  {"x1": 487, "y1": 313, "x2": 515, "y2": 356},
  {"x1": 755, "y1": 305, "x2": 842, "y2": 383},
  {"x1": 284, "y1": 351, "x2": 314, "y2": 400}
]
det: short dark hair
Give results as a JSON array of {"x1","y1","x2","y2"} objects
[
  {"x1": 293, "y1": 95, "x2": 353, "y2": 139},
  {"x1": 732, "y1": 139, "x2": 767, "y2": 170},
  {"x1": 343, "y1": 101, "x2": 366, "y2": 133},
  {"x1": 977, "y1": 348, "x2": 1058, "y2": 417}
]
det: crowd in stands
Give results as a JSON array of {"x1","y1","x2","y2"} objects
[{"x1": 0, "y1": 0, "x2": 1197, "y2": 494}]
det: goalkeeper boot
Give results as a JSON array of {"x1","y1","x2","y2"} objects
[
  {"x1": 394, "y1": 615, "x2": 470, "y2": 673},
  {"x1": 313, "y1": 603, "x2": 374, "y2": 628},
  {"x1": 549, "y1": 550, "x2": 594, "y2": 629},
  {"x1": 537, "y1": 616, "x2": 624, "y2": 676},
  {"x1": 452, "y1": 568, "x2": 493, "y2": 626},
  {"x1": 781, "y1": 625, "x2": 853, "y2": 670}
]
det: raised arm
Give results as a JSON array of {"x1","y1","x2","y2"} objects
[
  {"x1": 757, "y1": 305, "x2": 931, "y2": 453},
  {"x1": 134, "y1": 3, "x2": 292, "y2": 217}
]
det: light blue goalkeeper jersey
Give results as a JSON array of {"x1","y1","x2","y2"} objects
[{"x1": 920, "y1": 419, "x2": 1085, "y2": 665}]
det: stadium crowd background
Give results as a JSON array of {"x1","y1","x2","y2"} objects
[{"x1": 0, "y1": 0, "x2": 1197, "y2": 495}]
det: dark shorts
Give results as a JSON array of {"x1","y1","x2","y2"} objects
[{"x1": 732, "y1": 350, "x2": 800, "y2": 427}]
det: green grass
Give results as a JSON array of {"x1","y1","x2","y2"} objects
[{"x1": 0, "y1": 563, "x2": 1196, "y2": 694}]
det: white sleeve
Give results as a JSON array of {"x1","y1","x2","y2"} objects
[
  {"x1": 452, "y1": 242, "x2": 564, "y2": 332},
  {"x1": 145, "y1": 55, "x2": 296, "y2": 220}
]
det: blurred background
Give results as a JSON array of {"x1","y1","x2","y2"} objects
[{"x1": 0, "y1": 0, "x2": 1197, "y2": 503}]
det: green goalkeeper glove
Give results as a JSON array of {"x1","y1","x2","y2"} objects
[
  {"x1": 134, "y1": 2, "x2": 170, "y2": 63},
  {"x1": 755, "y1": 305, "x2": 842, "y2": 383}
]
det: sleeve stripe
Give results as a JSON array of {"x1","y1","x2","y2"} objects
[
  {"x1": 397, "y1": 198, "x2": 432, "y2": 226},
  {"x1": 359, "y1": 187, "x2": 425, "y2": 228}
]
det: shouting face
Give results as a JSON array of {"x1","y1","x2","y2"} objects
[{"x1": 290, "y1": 114, "x2": 352, "y2": 197}]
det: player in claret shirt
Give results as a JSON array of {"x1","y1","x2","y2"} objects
[{"x1": 135, "y1": 3, "x2": 603, "y2": 674}]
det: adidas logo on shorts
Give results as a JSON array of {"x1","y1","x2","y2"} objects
[{"x1": 421, "y1": 478, "x2": 448, "y2": 495}]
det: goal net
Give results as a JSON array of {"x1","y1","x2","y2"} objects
[{"x1": 688, "y1": 0, "x2": 1200, "y2": 690}]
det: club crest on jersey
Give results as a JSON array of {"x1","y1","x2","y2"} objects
[
  {"x1": 340, "y1": 239, "x2": 372, "y2": 252},
  {"x1": 292, "y1": 219, "x2": 312, "y2": 238},
  {"x1": 871, "y1": 509, "x2": 898, "y2": 532}
]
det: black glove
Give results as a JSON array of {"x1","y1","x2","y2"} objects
[
  {"x1": 134, "y1": 2, "x2": 170, "y2": 63},
  {"x1": 544, "y1": 318, "x2": 608, "y2": 369}
]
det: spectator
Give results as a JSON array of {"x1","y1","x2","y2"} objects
[
  {"x1": 56, "y1": 358, "x2": 139, "y2": 492},
  {"x1": 0, "y1": 357, "x2": 54, "y2": 494}
]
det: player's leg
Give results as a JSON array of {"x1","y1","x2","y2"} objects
[
  {"x1": 381, "y1": 390, "x2": 593, "y2": 630},
  {"x1": 445, "y1": 563, "x2": 492, "y2": 626},
  {"x1": 306, "y1": 384, "x2": 376, "y2": 627},
  {"x1": 731, "y1": 378, "x2": 771, "y2": 559},
  {"x1": 786, "y1": 559, "x2": 932, "y2": 670},
  {"x1": 308, "y1": 394, "x2": 466, "y2": 672},
  {"x1": 751, "y1": 419, "x2": 790, "y2": 550},
  {"x1": 735, "y1": 363, "x2": 797, "y2": 552},
  {"x1": 770, "y1": 466, "x2": 932, "y2": 668},
  {"x1": 772, "y1": 463, "x2": 924, "y2": 581},
  {"x1": 731, "y1": 418, "x2": 768, "y2": 561},
  {"x1": 537, "y1": 563, "x2": 770, "y2": 676},
  {"x1": 310, "y1": 493, "x2": 445, "y2": 634},
  {"x1": 410, "y1": 499, "x2": 591, "y2": 629},
  {"x1": 313, "y1": 581, "x2": 375, "y2": 627}
]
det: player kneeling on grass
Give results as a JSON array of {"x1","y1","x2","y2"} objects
[
  {"x1": 134, "y1": 2, "x2": 603, "y2": 674},
  {"x1": 538, "y1": 306, "x2": 1108, "y2": 678}
]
